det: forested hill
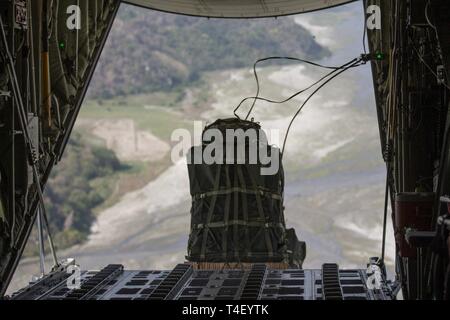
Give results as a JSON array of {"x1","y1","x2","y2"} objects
[
  {"x1": 88, "y1": 5, "x2": 330, "y2": 99},
  {"x1": 23, "y1": 7, "x2": 331, "y2": 254}
]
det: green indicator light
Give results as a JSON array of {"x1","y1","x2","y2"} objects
[
  {"x1": 375, "y1": 52, "x2": 384, "y2": 60},
  {"x1": 59, "y1": 42, "x2": 65, "y2": 49}
]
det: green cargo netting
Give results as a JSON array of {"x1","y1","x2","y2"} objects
[{"x1": 186, "y1": 118, "x2": 305, "y2": 266}]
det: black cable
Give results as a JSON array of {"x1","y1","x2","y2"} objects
[
  {"x1": 281, "y1": 58, "x2": 364, "y2": 156},
  {"x1": 233, "y1": 65, "x2": 343, "y2": 117},
  {"x1": 233, "y1": 57, "x2": 355, "y2": 120},
  {"x1": 233, "y1": 56, "x2": 349, "y2": 120},
  {"x1": 362, "y1": 0, "x2": 368, "y2": 55},
  {"x1": 425, "y1": 0, "x2": 439, "y2": 39},
  {"x1": 381, "y1": 163, "x2": 390, "y2": 263},
  {"x1": 0, "y1": 15, "x2": 59, "y2": 267}
]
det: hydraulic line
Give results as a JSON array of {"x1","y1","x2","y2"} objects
[{"x1": 233, "y1": 55, "x2": 368, "y2": 157}]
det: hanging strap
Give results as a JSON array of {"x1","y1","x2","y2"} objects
[
  {"x1": 200, "y1": 164, "x2": 221, "y2": 260},
  {"x1": 222, "y1": 165, "x2": 231, "y2": 260},
  {"x1": 247, "y1": 166, "x2": 274, "y2": 258},
  {"x1": 232, "y1": 168, "x2": 240, "y2": 259},
  {"x1": 236, "y1": 165, "x2": 251, "y2": 257}
]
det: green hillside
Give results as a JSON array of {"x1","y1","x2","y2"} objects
[
  {"x1": 88, "y1": 5, "x2": 329, "y2": 98},
  {"x1": 25, "y1": 133, "x2": 124, "y2": 256},
  {"x1": 24, "y1": 8, "x2": 330, "y2": 254}
]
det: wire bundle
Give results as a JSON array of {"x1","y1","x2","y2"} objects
[{"x1": 233, "y1": 55, "x2": 366, "y2": 156}]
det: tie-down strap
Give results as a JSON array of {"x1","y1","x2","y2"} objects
[
  {"x1": 192, "y1": 187, "x2": 282, "y2": 201},
  {"x1": 193, "y1": 220, "x2": 285, "y2": 229}
]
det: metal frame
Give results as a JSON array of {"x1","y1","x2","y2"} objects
[{"x1": 0, "y1": 0, "x2": 121, "y2": 296}]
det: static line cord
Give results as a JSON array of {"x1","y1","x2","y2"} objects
[
  {"x1": 281, "y1": 58, "x2": 365, "y2": 158},
  {"x1": 234, "y1": 61, "x2": 358, "y2": 118},
  {"x1": 408, "y1": 34, "x2": 450, "y2": 91},
  {"x1": 233, "y1": 56, "x2": 355, "y2": 120},
  {"x1": 0, "y1": 15, "x2": 59, "y2": 267},
  {"x1": 234, "y1": 57, "x2": 361, "y2": 120}
]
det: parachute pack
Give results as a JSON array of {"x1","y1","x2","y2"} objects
[{"x1": 186, "y1": 118, "x2": 305, "y2": 267}]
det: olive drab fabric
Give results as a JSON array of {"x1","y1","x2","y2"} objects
[{"x1": 186, "y1": 118, "x2": 305, "y2": 266}]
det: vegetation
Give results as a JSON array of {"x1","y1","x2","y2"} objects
[
  {"x1": 25, "y1": 7, "x2": 329, "y2": 255},
  {"x1": 88, "y1": 5, "x2": 329, "y2": 99},
  {"x1": 24, "y1": 133, "x2": 124, "y2": 255}
]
